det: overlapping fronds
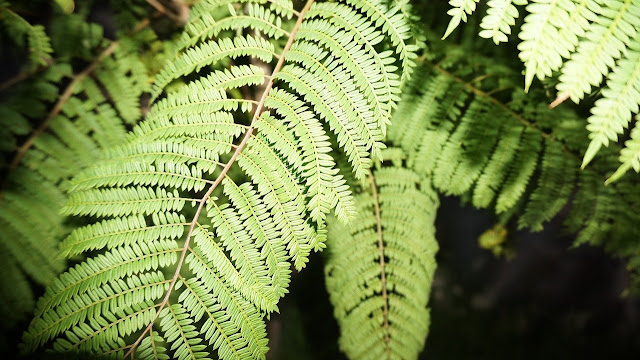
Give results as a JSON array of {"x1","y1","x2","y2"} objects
[
  {"x1": 0, "y1": 63, "x2": 70, "y2": 161},
  {"x1": 48, "y1": 11, "x2": 104, "y2": 61},
  {"x1": 0, "y1": 21, "x2": 153, "y2": 334},
  {"x1": 325, "y1": 149, "x2": 439, "y2": 360},
  {"x1": 442, "y1": 0, "x2": 640, "y2": 179},
  {"x1": 387, "y1": 37, "x2": 640, "y2": 274},
  {"x1": 22, "y1": 0, "x2": 418, "y2": 358}
]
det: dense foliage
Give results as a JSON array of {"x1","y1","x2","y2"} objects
[{"x1": 0, "y1": 0, "x2": 638, "y2": 358}]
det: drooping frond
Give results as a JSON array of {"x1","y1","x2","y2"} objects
[
  {"x1": 0, "y1": 241, "x2": 35, "y2": 331},
  {"x1": 442, "y1": 0, "x2": 480, "y2": 39},
  {"x1": 0, "y1": 63, "x2": 69, "y2": 161},
  {"x1": 609, "y1": 115, "x2": 640, "y2": 182},
  {"x1": 22, "y1": 0, "x2": 418, "y2": 358},
  {"x1": 325, "y1": 149, "x2": 439, "y2": 360},
  {"x1": 583, "y1": 38, "x2": 640, "y2": 171},
  {"x1": 48, "y1": 11, "x2": 105, "y2": 61},
  {"x1": 0, "y1": 18, "x2": 155, "y2": 336},
  {"x1": 387, "y1": 36, "x2": 640, "y2": 276},
  {"x1": 442, "y1": 0, "x2": 640, "y2": 177}
]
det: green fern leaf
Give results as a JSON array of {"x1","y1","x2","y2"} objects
[
  {"x1": 443, "y1": 0, "x2": 480, "y2": 39},
  {"x1": 583, "y1": 41, "x2": 640, "y2": 168},
  {"x1": 0, "y1": 6, "x2": 53, "y2": 70},
  {"x1": 556, "y1": 0, "x2": 640, "y2": 103},
  {"x1": 326, "y1": 151, "x2": 439, "y2": 360},
  {"x1": 22, "y1": 0, "x2": 419, "y2": 358},
  {"x1": 518, "y1": 0, "x2": 600, "y2": 91},
  {"x1": 388, "y1": 35, "x2": 640, "y2": 246},
  {"x1": 607, "y1": 115, "x2": 640, "y2": 182},
  {"x1": 447, "y1": 0, "x2": 640, "y2": 175},
  {"x1": 0, "y1": 21, "x2": 154, "y2": 333},
  {"x1": 479, "y1": 0, "x2": 527, "y2": 44}
]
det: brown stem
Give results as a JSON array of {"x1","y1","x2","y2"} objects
[
  {"x1": 0, "y1": 42, "x2": 119, "y2": 203},
  {"x1": 427, "y1": 60, "x2": 596, "y2": 166},
  {"x1": 123, "y1": 1, "x2": 315, "y2": 357},
  {"x1": 368, "y1": 171, "x2": 391, "y2": 356},
  {"x1": 0, "y1": 58, "x2": 54, "y2": 92},
  {"x1": 169, "y1": 0, "x2": 190, "y2": 25},
  {"x1": 0, "y1": 19, "x2": 151, "y2": 203},
  {"x1": 145, "y1": 0, "x2": 189, "y2": 25},
  {"x1": 548, "y1": 91, "x2": 570, "y2": 109}
]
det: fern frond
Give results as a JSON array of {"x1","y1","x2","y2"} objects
[
  {"x1": 0, "y1": 20, "x2": 154, "y2": 334},
  {"x1": 446, "y1": 0, "x2": 640, "y2": 175},
  {"x1": 583, "y1": 41, "x2": 640, "y2": 168},
  {"x1": 556, "y1": 0, "x2": 640, "y2": 102},
  {"x1": 381, "y1": 32, "x2": 640, "y2": 300},
  {"x1": 158, "y1": 303, "x2": 210, "y2": 360},
  {"x1": 24, "y1": 240, "x2": 180, "y2": 350},
  {"x1": 479, "y1": 0, "x2": 527, "y2": 44},
  {"x1": 178, "y1": 2, "x2": 290, "y2": 52},
  {"x1": 518, "y1": 140, "x2": 577, "y2": 230},
  {"x1": 152, "y1": 35, "x2": 277, "y2": 99},
  {"x1": 343, "y1": 0, "x2": 419, "y2": 80},
  {"x1": 23, "y1": 0, "x2": 419, "y2": 358},
  {"x1": 0, "y1": 242, "x2": 35, "y2": 330},
  {"x1": 443, "y1": 0, "x2": 480, "y2": 39},
  {"x1": 136, "y1": 329, "x2": 169, "y2": 360},
  {"x1": 388, "y1": 36, "x2": 640, "y2": 255},
  {"x1": 518, "y1": 0, "x2": 598, "y2": 91},
  {"x1": 49, "y1": 11, "x2": 104, "y2": 61},
  {"x1": 608, "y1": 115, "x2": 640, "y2": 182},
  {"x1": 326, "y1": 150, "x2": 439, "y2": 360}
]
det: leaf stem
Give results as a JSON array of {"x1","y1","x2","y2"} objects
[
  {"x1": 0, "y1": 59, "x2": 54, "y2": 92},
  {"x1": 0, "y1": 18, "x2": 151, "y2": 204},
  {"x1": 123, "y1": 0, "x2": 315, "y2": 356},
  {"x1": 368, "y1": 171, "x2": 391, "y2": 356},
  {"x1": 145, "y1": 0, "x2": 189, "y2": 25}
]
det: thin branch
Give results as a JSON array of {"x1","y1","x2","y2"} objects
[
  {"x1": 486, "y1": 86, "x2": 514, "y2": 96},
  {"x1": 0, "y1": 58, "x2": 54, "y2": 92},
  {"x1": 169, "y1": 0, "x2": 190, "y2": 25},
  {"x1": 145, "y1": 0, "x2": 189, "y2": 25},
  {"x1": 0, "y1": 42, "x2": 119, "y2": 203},
  {"x1": 428, "y1": 61, "x2": 554, "y2": 142},
  {"x1": 470, "y1": 73, "x2": 493, "y2": 84},
  {"x1": 149, "y1": 328, "x2": 159, "y2": 360},
  {"x1": 123, "y1": 1, "x2": 316, "y2": 357},
  {"x1": 8, "y1": 42, "x2": 118, "y2": 159},
  {"x1": 0, "y1": 7, "x2": 54, "y2": 90},
  {"x1": 0, "y1": 19, "x2": 151, "y2": 203},
  {"x1": 368, "y1": 171, "x2": 391, "y2": 356}
]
